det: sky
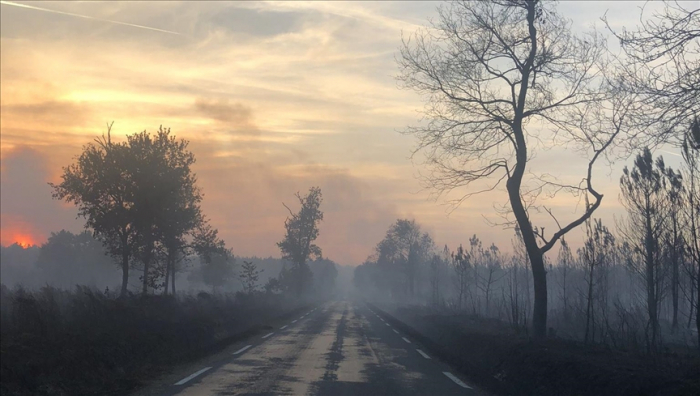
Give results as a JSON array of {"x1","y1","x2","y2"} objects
[{"x1": 0, "y1": 1, "x2": 694, "y2": 265}]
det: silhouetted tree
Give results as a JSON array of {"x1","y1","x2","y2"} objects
[
  {"x1": 452, "y1": 244, "x2": 470, "y2": 311},
  {"x1": 556, "y1": 238, "x2": 574, "y2": 323},
  {"x1": 619, "y1": 148, "x2": 673, "y2": 350},
  {"x1": 682, "y1": 118, "x2": 700, "y2": 346},
  {"x1": 604, "y1": 1, "x2": 699, "y2": 142},
  {"x1": 578, "y1": 218, "x2": 616, "y2": 344},
  {"x1": 35, "y1": 230, "x2": 117, "y2": 289},
  {"x1": 398, "y1": 0, "x2": 632, "y2": 339},
  {"x1": 51, "y1": 125, "x2": 136, "y2": 298},
  {"x1": 375, "y1": 219, "x2": 434, "y2": 298},
  {"x1": 201, "y1": 250, "x2": 234, "y2": 293},
  {"x1": 239, "y1": 260, "x2": 263, "y2": 294},
  {"x1": 277, "y1": 187, "x2": 323, "y2": 296}
]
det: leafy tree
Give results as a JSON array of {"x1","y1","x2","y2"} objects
[
  {"x1": 51, "y1": 126, "x2": 136, "y2": 298},
  {"x1": 398, "y1": 0, "x2": 632, "y2": 339},
  {"x1": 125, "y1": 127, "x2": 201, "y2": 295},
  {"x1": 52, "y1": 125, "x2": 208, "y2": 297},
  {"x1": 35, "y1": 230, "x2": 118, "y2": 289},
  {"x1": 277, "y1": 187, "x2": 324, "y2": 296},
  {"x1": 239, "y1": 260, "x2": 263, "y2": 294},
  {"x1": 201, "y1": 250, "x2": 235, "y2": 293},
  {"x1": 375, "y1": 219, "x2": 434, "y2": 298}
]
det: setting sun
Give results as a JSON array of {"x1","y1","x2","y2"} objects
[{"x1": 13, "y1": 234, "x2": 35, "y2": 248}]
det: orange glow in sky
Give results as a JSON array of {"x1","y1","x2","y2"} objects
[{"x1": 8, "y1": 233, "x2": 36, "y2": 248}]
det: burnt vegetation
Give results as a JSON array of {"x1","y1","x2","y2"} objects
[
  {"x1": 1, "y1": 127, "x2": 338, "y2": 395},
  {"x1": 1, "y1": 1, "x2": 699, "y2": 396}
]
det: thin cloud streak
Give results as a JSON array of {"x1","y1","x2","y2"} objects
[{"x1": 0, "y1": 1, "x2": 184, "y2": 36}]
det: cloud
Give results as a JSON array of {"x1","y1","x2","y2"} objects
[{"x1": 194, "y1": 98, "x2": 258, "y2": 134}]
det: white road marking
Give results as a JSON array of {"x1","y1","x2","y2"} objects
[
  {"x1": 385, "y1": 323, "x2": 391, "y2": 327},
  {"x1": 443, "y1": 372, "x2": 472, "y2": 389},
  {"x1": 174, "y1": 367, "x2": 211, "y2": 385},
  {"x1": 233, "y1": 345, "x2": 252, "y2": 355},
  {"x1": 261, "y1": 332, "x2": 274, "y2": 339},
  {"x1": 402, "y1": 337, "x2": 411, "y2": 344},
  {"x1": 393, "y1": 329, "x2": 399, "y2": 334},
  {"x1": 280, "y1": 325, "x2": 288, "y2": 330},
  {"x1": 416, "y1": 349, "x2": 431, "y2": 359},
  {"x1": 292, "y1": 320, "x2": 297, "y2": 323}
]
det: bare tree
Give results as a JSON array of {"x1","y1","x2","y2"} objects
[
  {"x1": 579, "y1": 217, "x2": 616, "y2": 344},
  {"x1": 682, "y1": 119, "x2": 700, "y2": 346},
  {"x1": 604, "y1": 1, "x2": 699, "y2": 142},
  {"x1": 618, "y1": 148, "x2": 674, "y2": 350},
  {"x1": 556, "y1": 238, "x2": 574, "y2": 323},
  {"x1": 452, "y1": 244, "x2": 470, "y2": 311},
  {"x1": 398, "y1": 0, "x2": 630, "y2": 338}
]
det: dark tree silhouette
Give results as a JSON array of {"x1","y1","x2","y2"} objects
[
  {"x1": 398, "y1": 0, "x2": 631, "y2": 339},
  {"x1": 201, "y1": 250, "x2": 234, "y2": 293},
  {"x1": 52, "y1": 125, "x2": 211, "y2": 297},
  {"x1": 239, "y1": 260, "x2": 263, "y2": 294},
  {"x1": 578, "y1": 218, "x2": 615, "y2": 344},
  {"x1": 682, "y1": 118, "x2": 700, "y2": 347},
  {"x1": 375, "y1": 219, "x2": 434, "y2": 298},
  {"x1": 277, "y1": 186, "x2": 323, "y2": 296},
  {"x1": 604, "y1": 1, "x2": 699, "y2": 142},
  {"x1": 618, "y1": 148, "x2": 675, "y2": 350},
  {"x1": 51, "y1": 125, "x2": 136, "y2": 298}
]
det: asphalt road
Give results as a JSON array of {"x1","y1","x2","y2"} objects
[{"x1": 146, "y1": 301, "x2": 482, "y2": 396}]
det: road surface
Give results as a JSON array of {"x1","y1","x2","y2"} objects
[{"x1": 138, "y1": 301, "x2": 483, "y2": 396}]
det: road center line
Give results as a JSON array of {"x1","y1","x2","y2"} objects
[
  {"x1": 385, "y1": 323, "x2": 391, "y2": 327},
  {"x1": 261, "y1": 332, "x2": 274, "y2": 339},
  {"x1": 402, "y1": 337, "x2": 411, "y2": 344},
  {"x1": 443, "y1": 372, "x2": 472, "y2": 389},
  {"x1": 292, "y1": 320, "x2": 297, "y2": 323},
  {"x1": 174, "y1": 367, "x2": 211, "y2": 385},
  {"x1": 280, "y1": 325, "x2": 288, "y2": 330},
  {"x1": 416, "y1": 349, "x2": 431, "y2": 359},
  {"x1": 233, "y1": 345, "x2": 252, "y2": 355},
  {"x1": 393, "y1": 329, "x2": 399, "y2": 334}
]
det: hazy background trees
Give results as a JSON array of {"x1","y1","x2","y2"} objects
[{"x1": 277, "y1": 186, "x2": 324, "y2": 297}]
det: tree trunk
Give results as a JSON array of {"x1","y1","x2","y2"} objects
[
  {"x1": 696, "y1": 265, "x2": 700, "y2": 350},
  {"x1": 508, "y1": 175, "x2": 548, "y2": 340},
  {"x1": 172, "y1": 266, "x2": 176, "y2": 296},
  {"x1": 645, "y1": 211, "x2": 658, "y2": 350},
  {"x1": 672, "y1": 250, "x2": 679, "y2": 331},
  {"x1": 164, "y1": 255, "x2": 171, "y2": 295},
  {"x1": 585, "y1": 262, "x2": 595, "y2": 344},
  {"x1": 142, "y1": 238, "x2": 154, "y2": 295},
  {"x1": 120, "y1": 245, "x2": 129, "y2": 298}
]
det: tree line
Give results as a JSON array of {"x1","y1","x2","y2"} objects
[
  {"x1": 47, "y1": 123, "x2": 332, "y2": 299},
  {"x1": 354, "y1": 138, "x2": 699, "y2": 351}
]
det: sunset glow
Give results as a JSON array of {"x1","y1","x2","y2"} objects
[{"x1": 0, "y1": 1, "x2": 690, "y2": 263}]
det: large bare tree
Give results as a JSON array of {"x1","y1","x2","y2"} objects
[
  {"x1": 398, "y1": 0, "x2": 632, "y2": 338},
  {"x1": 604, "y1": 1, "x2": 699, "y2": 143}
]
